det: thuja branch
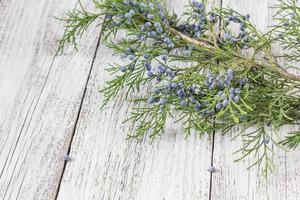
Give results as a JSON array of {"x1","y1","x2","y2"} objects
[{"x1": 58, "y1": 0, "x2": 300, "y2": 176}]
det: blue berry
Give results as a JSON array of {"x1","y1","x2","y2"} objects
[
  {"x1": 216, "y1": 102, "x2": 223, "y2": 110},
  {"x1": 147, "y1": 31, "x2": 157, "y2": 37},
  {"x1": 145, "y1": 22, "x2": 152, "y2": 27},
  {"x1": 224, "y1": 79, "x2": 230, "y2": 87},
  {"x1": 242, "y1": 36, "x2": 249, "y2": 43},
  {"x1": 157, "y1": 64, "x2": 166, "y2": 74},
  {"x1": 240, "y1": 115, "x2": 247, "y2": 121},
  {"x1": 193, "y1": 24, "x2": 200, "y2": 31},
  {"x1": 239, "y1": 33, "x2": 245, "y2": 40},
  {"x1": 233, "y1": 95, "x2": 240, "y2": 103},
  {"x1": 192, "y1": 0, "x2": 199, "y2": 6},
  {"x1": 140, "y1": 2, "x2": 146, "y2": 7},
  {"x1": 198, "y1": 91, "x2": 204, "y2": 97},
  {"x1": 128, "y1": 55, "x2": 135, "y2": 60},
  {"x1": 159, "y1": 98, "x2": 167, "y2": 105},
  {"x1": 228, "y1": 68, "x2": 234, "y2": 75},
  {"x1": 154, "y1": 22, "x2": 161, "y2": 27},
  {"x1": 167, "y1": 71, "x2": 175, "y2": 79},
  {"x1": 177, "y1": 89, "x2": 186, "y2": 99},
  {"x1": 217, "y1": 91, "x2": 223, "y2": 97},
  {"x1": 147, "y1": 14, "x2": 154, "y2": 19},
  {"x1": 119, "y1": 66, "x2": 126, "y2": 72},
  {"x1": 171, "y1": 83, "x2": 178, "y2": 89},
  {"x1": 229, "y1": 87, "x2": 235, "y2": 94},
  {"x1": 153, "y1": 87, "x2": 160, "y2": 94},
  {"x1": 207, "y1": 166, "x2": 216, "y2": 173},
  {"x1": 208, "y1": 14, "x2": 215, "y2": 22},
  {"x1": 189, "y1": 96, "x2": 196, "y2": 104},
  {"x1": 228, "y1": 15, "x2": 234, "y2": 21},
  {"x1": 144, "y1": 53, "x2": 150, "y2": 59},
  {"x1": 189, "y1": 86, "x2": 195, "y2": 93},
  {"x1": 208, "y1": 83, "x2": 215, "y2": 90},
  {"x1": 221, "y1": 93, "x2": 227, "y2": 100},
  {"x1": 231, "y1": 37, "x2": 238, "y2": 43},
  {"x1": 156, "y1": 76, "x2": 161, "y2": 82},
  {"x1": 177, "y1": 82, "x2": 184, "y2": 88},
  {"x1": 149, "y1": 3, "x2": 154, "y2": 10},
  {"x1": 222, "y1": 99, "x2": 229, "y2": 107},
  {"x1": 234, "y1": 88, "x2": 241, "y2": 94},
  {"x1": 180, "y1": 100, "x2": 188, "y2": 106},
  {"x1": 124, "y1": 13, "x2": 131, "y2": 18},
  {"x1": 240, "y1": 24, "x2": 245, "y2": 31},
  {"x1": 164, "y1": 82, "x2": 171, "y2": 90},
  {"x1": 283, "y1": 21, "x2": 289, "y2": 27},
  {"x1": 195, "y1": 103, "x2": 201, "y2": 111},
  {"x1": 195, "y1": 1, "x2": 204, "y2": 9},
  {"x1": 163, "y1": 37, "x2": 171, "y2": 44},
  {"x1": 129, "y1": 10, "x2": 135, "y2": 16},
  {"x1": 145, "y1": 62, "x2": 152, "y2": 71},
  {"x1": 147, "y1": 71, "x2": 154, "y2": 77},
  {"x1": 126, "y1": 47, "x2": 133, "y2": 53},
  {"x1": 139, "y1": 35, "x2": 146, "y2": 41},
  {"x1": 156, "y1": 27, "x2": 163, "y2": 33},
  {"x1": 239, "y1": 78, "x2": 247, "y2": 87},
  {"x1": 246, "y1": 14, "x2": 250, "y2": 19},
  {"x1": 64, "y1": 155, "x2": 72, "y2": 162},
  {"x1": 218, "y1": 80, "x2": 224, "y2": 88},
  {"x1": 267, "y1": 122, "x2": 272, "y2": 128},
  {"x1": 168, "y1": 43, "x2": 175, "y2": 48},
  {"x1": 290, "y1": 13, "x2": 296, "y2": 19},
  {"x1": 161, "y1": 55, "x2": 168, "y2": 61},
  {"x1": 194, "y1": 31, "x2": 201, "y2": 38},
  {"x1": 148, "y1": 96, "x2": 156, "y2": 104},
  {"x1": 227, "y1": 69, "x2": 234, "y2": 78},
  {"x1": 194, "y1": 12, "x2": 201, "y2": 18},
  {"x1": 263, "y1": 137, "x2": 270, "y2": 145}
]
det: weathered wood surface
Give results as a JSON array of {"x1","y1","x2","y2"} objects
[
  {"x1": 0, "y1": 0, "x2": 299, "y2": 199},
  {"x1": 0, "y1": 0, "x2": 101, "y2": 199}
]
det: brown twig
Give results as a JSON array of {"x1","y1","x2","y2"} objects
[{"x1": 169, "y1": 27, "x2": 300, "y2": 82}]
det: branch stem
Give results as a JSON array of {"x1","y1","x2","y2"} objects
[{"x1": 169, "y1": 27, "x2": 300, "y2": 82}]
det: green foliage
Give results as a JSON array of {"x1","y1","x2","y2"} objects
[
  {"x1": 280, "y1": 131, "x2": 300, "y2": 149},
  {"x1": 56, "y1": 2, "x2": 102, "y2": 53},
  {"x1": 58, "y1": 0, "x2": 300, "y2": 176}
]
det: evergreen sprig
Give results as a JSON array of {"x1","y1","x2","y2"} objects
[{"x1": 58, "y1": 0, "x2": 300, "y2": 176}]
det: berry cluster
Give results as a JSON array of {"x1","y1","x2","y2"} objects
[
  {"x1": 220, "y1": 11, "x2": 257, "y2": 49},
  {"x1": 177, "y1": 1, "x2": 211, "y2": 39},
  {"x1": 59, "y1": 0, "x2": 300, "y2": 175}
]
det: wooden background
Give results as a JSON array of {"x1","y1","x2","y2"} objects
[{"x1": 0, "y1": 0, "x2": 299, "y2": 199}]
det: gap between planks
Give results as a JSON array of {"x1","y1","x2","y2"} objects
[
  {"x1": 209, "y1": 1, "x2": 222, "y2": 199},
  {"x1": 53, "y1": 17, "x2": 106, "y2": 200}
]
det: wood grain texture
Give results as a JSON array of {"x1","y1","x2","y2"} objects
[
  {"x1": 0, "y1": 0, "x2": 101, "y2": 199},
  {"x1": 55, "y1": 1, "x2": 219, "y2": 200},
  {"x1": 1, "y1": 0, "x2": 299, "y2": 199},
  {"x1": 211, "y1": 0, "x2": 300, "y2": 199}
]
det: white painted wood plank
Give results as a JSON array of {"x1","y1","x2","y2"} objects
[
  {"x1": 211, "y1": 0, "x2": 300, "y2": 199},
  {"x1": 0, "y1": 0, "x2": 101, "y2": 199},
  {"x1": 56, "y1": 1, "x2": 219, "y2": 199}
]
